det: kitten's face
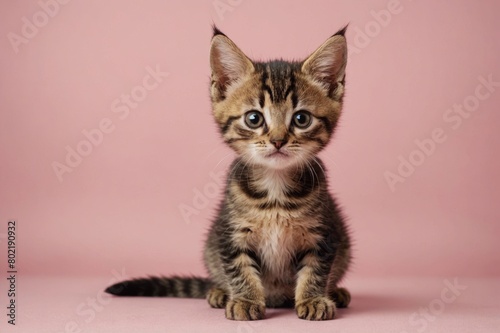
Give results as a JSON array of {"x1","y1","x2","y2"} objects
[{"x1": 210, "y1": 27, "x2": 347, "y2": 170}]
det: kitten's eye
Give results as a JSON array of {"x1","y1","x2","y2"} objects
[
  {"x1": 244, "y1": 111, "x2": 264, "y2": 129},
  {"x1": 292, "y1": 111, "x2": 312, "y2": 129}
]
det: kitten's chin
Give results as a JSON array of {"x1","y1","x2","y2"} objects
[{"x1": 252, "y1": 152, "x2": 301, "y2": 170}]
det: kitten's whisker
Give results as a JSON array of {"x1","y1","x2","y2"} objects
[
  {"x1": 213, "y1": 151, "x2": 237, "y2": 171},
  {"x1": 201, "y1": 145, "x2": 226, "y2": 164}
]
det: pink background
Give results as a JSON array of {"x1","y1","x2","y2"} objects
[{"x1": 1, "y1": 0, "x2": 500, "y2": 282}]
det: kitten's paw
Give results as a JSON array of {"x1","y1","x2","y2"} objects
[
  {"x1": 225, "y1": 299, "x2": 265, "y2": 321},
  {"x1": 207, "y1": 288, "x2": 228, "y2": 308},
  {"x1": 296, "y1": 296, "x2": 336, "y2": 321},
  {"x1": 330, "y1": 287, "x2": 351, "y2": 308}
]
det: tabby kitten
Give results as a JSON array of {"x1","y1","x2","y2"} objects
[{"x1": 106, "y1": 26, "x2": 352, "y2": 321}]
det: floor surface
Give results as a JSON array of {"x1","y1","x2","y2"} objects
[{"x1": 1, "y1": 275, "x2": 499, "y2": 333}]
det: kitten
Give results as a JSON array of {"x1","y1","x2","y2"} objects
[{"x1": 106, "y1": 25, "x2": 352, "y2": 321}]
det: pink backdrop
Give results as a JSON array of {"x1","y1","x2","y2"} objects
[{"x1": 1, "y1": 0, "x2": 499, "y2": 280}]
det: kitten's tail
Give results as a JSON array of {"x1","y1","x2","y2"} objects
[{"x1": 105, "y1": 276, "x2": 212, "y2": 298}]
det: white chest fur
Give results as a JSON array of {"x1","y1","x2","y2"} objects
[
  {"x1": 258, "y1": 216, "x2": 294, "y2": 276},
  {"x1": 254, "y1": 169, "x2": 292, "y2": 202},
  {"x1": 240, "y1": 169, "x2": 321, "y2": 277},
  {"x1": 251, "y1": 212, "x2": 320, "y2": 277}
]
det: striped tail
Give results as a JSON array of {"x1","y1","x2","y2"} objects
[{"x1": 105, "y1": 276, "x2": 212, "y2": 298}]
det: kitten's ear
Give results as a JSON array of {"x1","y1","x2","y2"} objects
[
  {"x1": 301, "y1": 26, "x2": 348, "y2": 99},
  {"x1": 210, "y1": 27, "x2": 254, "y2": 100}
]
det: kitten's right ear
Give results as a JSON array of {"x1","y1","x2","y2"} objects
[{"x1": 210, "y1": 27, "x2": 254, "y2": 100}]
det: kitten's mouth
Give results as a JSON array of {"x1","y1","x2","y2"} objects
[{"x1": 266, "y1": 151, "x2": 289, "y2": 159}]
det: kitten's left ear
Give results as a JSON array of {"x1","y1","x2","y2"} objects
[{"x1": 301, "y1": 26, "x2": 348, "y2": 99}]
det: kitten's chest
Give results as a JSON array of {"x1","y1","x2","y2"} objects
[
  {"x1": 233, "y1": 168, "x2": 321, "y2": 274},
  {"x1": 254, "y1": 217, "x2": 295, "y2": 275},
  {"x1": 248, "y1": 213, "x2": 319, "y2": 276}
]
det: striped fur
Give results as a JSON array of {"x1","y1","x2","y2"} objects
[
  {"x1": 106, "y1": 25, "x2": 351, "y2": 321},
  {"x1": 105, "y1": 276, "x2": 211, "y2": 298}
]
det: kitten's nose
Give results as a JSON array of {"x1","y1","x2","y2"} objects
[{"x1": 270, "y1": 139, "x2": 286, "y2": 149}]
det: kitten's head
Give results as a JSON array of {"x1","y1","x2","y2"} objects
[{"x1": 210, "y1": 26, "x2": 347, "y2": 170}]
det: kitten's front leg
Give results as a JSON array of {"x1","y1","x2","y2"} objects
[
  {"x1": 222, "y1": 248, "x2": 266, "y2": 320},
  {"x1": 295, "y1": 251, "x2": 336, "y2": 321}
]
